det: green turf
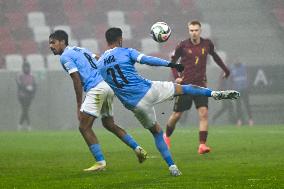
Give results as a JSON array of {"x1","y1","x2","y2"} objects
[{"x1": 0, "y1": 125, "x2": 283, "y2": 189}]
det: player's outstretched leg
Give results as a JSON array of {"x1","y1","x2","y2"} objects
[
  {"x1": 149, "y1": 124, "x2": 182, "y2": 176},
  {"x1": 176, "y1": 84, "x2": 240, "y2": 101},
  {"x1": 102, "y1": 116, "x2": 147, "y2": 163}
]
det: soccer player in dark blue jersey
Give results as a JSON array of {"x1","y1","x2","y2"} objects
[
  {"x1": 96, "y1": 27, "x2": 240, "y2": 176},
  {"x1": 49, "y1": 30, "x2": 147, "y2": 172}
]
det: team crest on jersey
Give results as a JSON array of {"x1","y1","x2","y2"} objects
[
  {"x1": 188, "y1": 49, "x2": 192, "y2": 54},
  {"x1": 202, "y1": 48, "x2": 205, "y2": 55}
]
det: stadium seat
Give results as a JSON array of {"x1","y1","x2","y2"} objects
[
  {"x1": 12, "y1": 26, "x2": 33, "y2": 41},
  {"x1": 2, "y1": 1, "x2": 22, "y2": 12},
  {"x1": 0, "y1": 27, "x2": 12, "y2": 40},
  {"x1": 80, "y1": 38, "x2": 99, "y2": 53},
  {"x1": 5, "y1": 54, "x2": 24, "y2": 71},
  {"x1": 82, "y1": 0, "x2": 96, "y2": 10},
  {"x1": 107, "y1": 10, "x2": 125, "y2": 26},
  {"x1": 33, "y1": 26, "x2": 51, "y2": 43},
  {"x1": 53, "y1": 25, "x2": 72, "y2": 39},
  {"x1": 69, "y1": 39, "x2": 79, "y2": 47},
  {"x1": 139, "y1": 0, "x2": 155, "y2": 14},
  {"x1": 127, "y1": 11, "x2": 145, "y2": 26},
  {"x1": 94, "y1": 24, "x2": 108, "y2": 39},
  {"x1": 0, "y1": 39, "x2": 17, "y2": 54},
  {"x1": 120, "y1": 25, "x2": 132, "y2": 40},
  {"x1": 27, "y1": 11, "x2": 46, "y2": 28},
  {"x1": 22, "y1": 0, "x2": 40, "y2": 12},
  {"x1": 65, "y1": 11, "x2": 85, "y2": 28},
  {"x1": 273, "y1": 8, "x2": 284, "y2": 28},
  {"x1": 141, "y1": 38, "x2": 159, "y2": 54},
  {"x1": 5, "y1": 12, "x2": 26, "y2": 30},
  {"x1": 26, "y1": 54, "x2": 45, "y2": 71},
  {"x1": 46, "y1": 54, "x2": 62, "y2": 71},
  {"x1": 17, "y1": 40, "x2": 38, "y2": 56},
  {"x1": 201, "y1": 23, "x2": 211, "y2": 38}
]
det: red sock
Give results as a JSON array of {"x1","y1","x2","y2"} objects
[{"x1": 199, "y1": 131, "x2": 208, "y2": 144}]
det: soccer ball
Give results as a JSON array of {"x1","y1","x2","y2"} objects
[{"x1": 150, "y1": 22, "x2": 171, "y2": 43}]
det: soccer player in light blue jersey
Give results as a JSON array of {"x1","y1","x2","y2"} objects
[
  {"x1": 48, "y1": 30, "x2": 147, "y2": 172},
  {"x1": 96, "y1": 27, "x2": 240, "y2": 176}
]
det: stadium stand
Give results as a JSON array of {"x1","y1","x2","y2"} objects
[
  {"x1": 141, "y1": 37, "x2": 159, "y2": 55},
  {"x1": 2, "y1": 0, "x2": 282, "y2": 70},
  {"x1": 80, "y1": 38, "x2": 99, "y2": 53},
  {"x1": 33, "y1": 26, "x2": 51, "y2": 43},
  {"x1": 26, "y1": 54, "x2": 46, "y2": 71},
  {"x1": 46, "y1": 54, "x2": 61, "y2": 71},
  {"x1": 27, "y1": 11, "x2": 46, "y2": 28},
  {"x1": 22, "y1": 0, "x2": 40, "y2": 12},
  {"x1": 1, "y1": 0, "x2": 197, "y2": 70},
  {"x1": 5, "y1": 54, "x2": 24, "y2": 72},
  {"x1": 17, "y1": 40, "x2": 38, "y2": 56},
  {"x1": 107, "y1": 10, "x2": 126, "y2": 27},
  {"x1": 1, "y1": 0, "x2": 284, "y2": 129}
]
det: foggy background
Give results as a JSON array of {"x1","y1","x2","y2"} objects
[{"x1": 0, "y1": 0, "x2": 283, "y2": 131}]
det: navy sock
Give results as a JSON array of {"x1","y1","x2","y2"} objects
[
  {"x1": 89, "y1": 144, "x2": 105, "y2": 162},
  {"x1": 181, "y1": 85, "x2": 212, "y2": 96},
  {"x1": 154, "y1": 131, "x2": 174, "y2": 167},
  {"x1": 122, "y1": 134, "x2": 139, "y2": 150}
]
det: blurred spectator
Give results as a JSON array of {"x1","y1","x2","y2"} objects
[
  {"x1": 16, "y1": 61, "x2": 37, "y2": 131},
  {"x1": 212, "y1": 70, "x2": 235, "y2": 124},
  {"x1": 230, "y1": 61, "x2": 253, "y2": 126}
]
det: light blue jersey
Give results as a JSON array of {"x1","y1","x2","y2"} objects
[
  {"x1": 60, "y1": 46, "x2": 103, "y2": 92},
  {"x1": 97, "y1": 47, "x2": 169, "y2": 109}
]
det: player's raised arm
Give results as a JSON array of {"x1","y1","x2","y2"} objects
[{"x1": 129, "y1": 49, "x2": 184, "y2": 72}]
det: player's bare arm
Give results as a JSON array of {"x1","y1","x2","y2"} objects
[{"x1": 70, "y1": 71, "x2": 83, "y2": 120}]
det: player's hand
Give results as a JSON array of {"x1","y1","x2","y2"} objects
[
  {"x1": 168, "y1": 63, "x2": 184, "y2": 72},
  {"x1": 175, "y1": 77, "x2": 183, "y2": 84},
  {"x1": 223, "y1": 70, "x2": 230, "y2": 78}
]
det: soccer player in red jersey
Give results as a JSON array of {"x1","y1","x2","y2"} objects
[{"x1": 164, "y1": 20, "x2": 231, "y2": 154}]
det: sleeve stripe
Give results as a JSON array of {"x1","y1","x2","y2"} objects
[
  {"x1": 137, "y1": 54, "x2": 145, "y2": 62},
  {"x1": 68, "y1": 68, "x2": 78, "y2": 74}
]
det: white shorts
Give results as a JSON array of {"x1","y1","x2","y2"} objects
[
  {"x1": 80, "y1": 81, "x2": 114, "y2": 118},
  {"x1": 132, "y1": 81, "x2": 175, "y2": 129}
]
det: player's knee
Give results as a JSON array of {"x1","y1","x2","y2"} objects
[
  {"x1": 199, "y1": 110, "x2": 208, "y2": 120},
  {"x1": 101, "y1": 116, "x2": 114, "y2": 125},
  {"x1": 78, "y1": 125, "x2": 89, "y2": 133},
  {"x1": 101, "y1": 117, "x2": 116, "y2": 130},
  {"x1": 149, "y1": 123, "x2": 162, "y2": 134},
  {"x1": 173, "y1": 112, "x2": 183, "y2": 120}
]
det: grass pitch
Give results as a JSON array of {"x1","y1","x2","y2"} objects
[{"x1": 0, "y1": 125, "x2": 283, "y2": 189}]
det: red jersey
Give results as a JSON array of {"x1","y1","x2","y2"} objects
[{"x1": 171, "y1": 38, "x2": 229, "y2": 87}]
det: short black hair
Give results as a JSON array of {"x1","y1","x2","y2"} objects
[
  {"x1": 105, "y1": 27, "x2": 122, "y2": 44},
  {"x1": 49, "y1": 30, "x2": 69, "y2": 45}
]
